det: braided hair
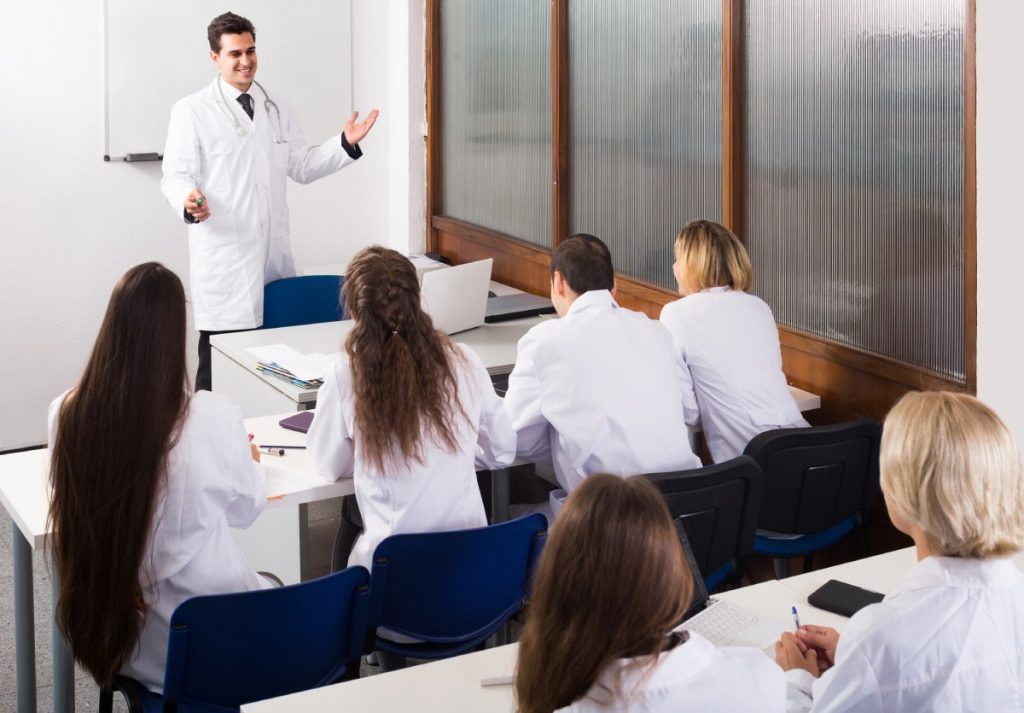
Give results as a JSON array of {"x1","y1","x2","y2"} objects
[{"x1": 342, "y1": 247, "x2": 470, "y2": 472}]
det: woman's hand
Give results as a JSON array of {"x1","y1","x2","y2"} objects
[
  {"x1": 775, "y1": 632, "x2": 821, "y2": 676},
  {"x1": 796, "y1": 625, "x2": 840, "y2": 674}
]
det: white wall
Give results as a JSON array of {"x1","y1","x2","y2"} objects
[
  {"x1": 976, "y1": 1, "x2": 1024, "y2": 445},
  {"x1": 0, "y1": 0, "x2": 425, "y2": 450}
]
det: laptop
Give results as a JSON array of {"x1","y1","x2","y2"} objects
[
  {"x1": 421, "y1": 258, "x2": 493, "y2": 335},
  {"x1": 676, "y1": 522, "x2": 790, "y2": 650},
  {"x1": 485, "y1": 293, "x2": 556, "y2": 323}
]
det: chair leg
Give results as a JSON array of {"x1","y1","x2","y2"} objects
[
  {"x1": 773, "y1": 558, "x2": 791, "y2": 579},
  {"x1": 802, "y1": 554, "x2": 814, "y2": 573},
  {"x1": 376, "y1": 650, "x2": 408, "y2": 672}
]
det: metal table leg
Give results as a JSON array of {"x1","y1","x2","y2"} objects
[
  {"x1": 14, "y1": 522, "x2": 37, "y2": 713},
  {"x1": 490, "y1": 468, "x2": 511, "y2": 523},
  {"x1": 51, "y1": 569, "x2": 75, "y2": 713}
]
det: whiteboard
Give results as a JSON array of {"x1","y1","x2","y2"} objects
[{"x1": 104, "y1": 0, "x2": 352, "y2": 160}]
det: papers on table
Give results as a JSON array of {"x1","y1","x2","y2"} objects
[{"x1": 247, "y1": 344, "x2": 336, "y2": 389}]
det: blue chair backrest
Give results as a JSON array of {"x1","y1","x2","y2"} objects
[
  {"x1": 744, "y1": 417, "x2": 881, "y2": 534},
  {"x1": 261, "y1": 275, "x2": 345, "y2": 329},
  {"x1": 368, "y1": 514, "x2": 548, "y2": 645},
  {"x1": 162, "y1": 565, "x2": 370, "y2": 711}
]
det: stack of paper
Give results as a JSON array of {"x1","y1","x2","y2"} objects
[{"x1": 247, "y1": 344, "x2": 336, "y2": 389}]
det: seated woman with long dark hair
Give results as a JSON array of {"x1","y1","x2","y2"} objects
[
  {"x1": 515, "y1": 474, "x2": 785, "y2": 713},
  {"x1": 47, "y1": 262, "x2": 274, "y2": 691}
]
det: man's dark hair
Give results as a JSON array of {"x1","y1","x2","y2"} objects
[
  {"x1": 208, "y1": 12, "x2": 256, "y2": 53},
  {"x1": 550, "y1": 233, "x2": 615, "y2": 295}
]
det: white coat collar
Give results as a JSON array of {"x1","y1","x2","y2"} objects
[
  {"x1": 889, "y1": 555, "x2": 1021, "y2": 600},
  {"x1": 700, "y1": 285, "x2": 732, "y2": 295},
  {"x1": 565, "y1": 289, "x2": 618, "y2": 317},
  {"x1": 217, "y1": 76, "x2": 249, "y2": 100}
]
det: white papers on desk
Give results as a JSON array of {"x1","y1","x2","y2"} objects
[{"x1": 246, "y1": 344, "x2": 335, "y2": 386}]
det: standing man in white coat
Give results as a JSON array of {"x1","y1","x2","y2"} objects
[
  {"x1": 503, "y1": 234, "x2": 702, "y2": 515},
  {"x1": 161, "y1": 12, "x2": 378, "y2": 390}
]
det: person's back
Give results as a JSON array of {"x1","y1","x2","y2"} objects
[
  {"x1": 504, "y1": 234, "x2": 700, "y2": 498},
  {"x1": 803, "y1": 555, "x2": 1024, "y2": 712},
  {"x1": 307, "y1": 246, "x2": 515, "y2": 570},
  {"x1": 660, "y1": 220, "x2": 806, "y2": 462},
  {"x1": 517, "y1": 474, "x2": 785, "y2": 713},
  {"x1": 47, "y1": 263, "x2": 270, "y2": 693},
  {"x1": 777, "y1": 391, "x2": 1024, "y2": 712}
]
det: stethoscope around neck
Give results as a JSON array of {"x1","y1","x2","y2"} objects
[{"x1": 215, "y1": 78, "x2": 285, "y2": 143}]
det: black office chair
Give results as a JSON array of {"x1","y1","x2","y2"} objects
[
  {"x1": 645, "y1": 456, "x2": 764, "y2": 591},
  {"x1": 743, "y1": 417, "x2": 882, "y2": 578}
]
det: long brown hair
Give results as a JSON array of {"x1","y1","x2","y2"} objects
[
  {"x1": 343, "y1": 246, "x2": 469, "y2": 472},
  {"x1": 515, "y1": 475, "x2": 693, "y2": 713},
  {"x1": 48, "y1": 262, "x2": 190, "y2": 687}
]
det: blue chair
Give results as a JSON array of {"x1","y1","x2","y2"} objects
[
  {"x1": 367, "y1": 514, "x2": 548, "y2": 666},
  {"x1": 261, "y1": 275, "x2": 346, "y2": 329},
  {"x1": 645, "y1": 457, "x2": 764, "y2": 591},
  {"x1": 743, "y1": 418, "x2": 882, "y2": 578},
  {"x1": 100, "y1": 566, "x2": 371, "y2": 713}
]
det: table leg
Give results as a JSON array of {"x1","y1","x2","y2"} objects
[
  {"x1": 51, "y1": 570, "x2": 74, "y2": 713},
  {"x1": 490, "y1": 468, "x2": 511, "y2": 523},
  {"x1": 13, "y1": 522, "x2": 37, "y2": 713}
]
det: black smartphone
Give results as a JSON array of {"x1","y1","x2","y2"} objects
[{"x1": 807, "y1": 579, "x2": 884, "y2": 617}]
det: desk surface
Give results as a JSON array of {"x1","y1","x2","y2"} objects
[
  {"x1": 242, "y1": 547, "x2": 1024, "y2": 712},
  {"x1": 211, "y1": 315, "x2": 550, "y2": 405},
  {"x1": 0, "y1": 415, "x2": 348, "y2": 551}
]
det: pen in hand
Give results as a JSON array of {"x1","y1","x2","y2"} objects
[{"x1": 791, "y1": 605, "x2": 801, "y2": 631}]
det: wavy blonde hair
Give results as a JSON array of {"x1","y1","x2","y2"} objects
[
  {"x1": 881, "y1": 391, "x2": 1024, "y2": 559},
  {"x1": 674, "y1": 219, "x2": 753, "y2": 292}
]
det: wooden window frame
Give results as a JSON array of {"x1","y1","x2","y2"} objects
[{"x1": 425, "y1": 0, "x2": 976, "y2": 421}]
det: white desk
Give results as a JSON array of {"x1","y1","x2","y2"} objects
[
  {"x1": 0, "y1": 415, "x2": 351, "y2": 713},
  {"x1": 242, "y1": 547, "x2": 1024, "y2": 712},
  {"x1": 211, "y1": 315, "x2": 549, "y2": 418}
]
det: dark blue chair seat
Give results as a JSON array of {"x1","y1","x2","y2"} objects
[
  {"x1": 743, "y1": 417, "x2": 881, "y2": 578},
  {"x1": 261, "y1": 275, "x2": 345, "y2": 329},
  {"x1": 645, "y1": 457, "x2": 764, "y2": 592},
  {"x1": 368, "y1": 514, "x2": 547, "y2": 662},
  {"x1": 101, "y1": 566, "x2": 371, "y2": 713}
]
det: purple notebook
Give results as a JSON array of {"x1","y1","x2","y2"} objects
[{"x1": 279, "y1": 411, "x2": 315, "y2": 434}]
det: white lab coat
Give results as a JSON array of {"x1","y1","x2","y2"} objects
[
  {"x1": 785, "y1": 555, "x2": 1024, "y2": 712},
  {"x1": 48, "y1": 390, "x2": 272, "y2": 693},
  {"x1": 503, "y1": 290, "x2": 701, "y2": 500},
  {"x1": 161, "y1": 77, "x2": 359, "y2": 331},
  {"x1": 559, "y1": 631, "x2": 785, "y2": 712},
  {"x1": 659, "y1": 287, "x2": 808, "y2": 463},
  {"x1": 307, "y1": 343, "x2": 516, "y2": 570}
]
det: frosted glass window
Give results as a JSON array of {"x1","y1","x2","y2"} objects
[
  {"x1": 569, "y1": 0, "x2": 723, "y2": 289},
  {"x1": 744, "y1": 0, "x2": 966, "y2": 382},
  {"x1": 439, "y1": 0, "x2": 551, "y2": 248}
]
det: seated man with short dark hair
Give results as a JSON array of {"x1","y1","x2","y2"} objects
[{"x1": 503, "y1": 234, "x2": 701, "y2": 514}]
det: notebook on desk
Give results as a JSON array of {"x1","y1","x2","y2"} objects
[{"x1": 676, "y1": 523, "x2": 789, "y2": 650}]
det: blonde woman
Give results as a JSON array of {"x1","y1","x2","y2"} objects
[
  {"x1": 659, "y1": 220, "x2": 807, "y2": 462},
  {"x1": 516, "y1": 474, "x2": 784, "y2": 713},
  {"x1": 776, "y1": 391, "x2": 1024, "y2": 712}
]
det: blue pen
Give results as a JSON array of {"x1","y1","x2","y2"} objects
[{"x1": 791, "y1": 605, "x2": 801, "y2": 631}]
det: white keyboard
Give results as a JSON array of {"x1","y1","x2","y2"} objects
[{"x1": 685, "y1": 599, "x2": 769, "y2": 647}]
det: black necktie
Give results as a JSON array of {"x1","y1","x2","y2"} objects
[{"x1": 237, "y1": 93, "x2": 254, "y2": 121}]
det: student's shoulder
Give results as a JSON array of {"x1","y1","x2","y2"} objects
[{"x1": 188, "y1": 390, "x2": 244, "y2": 423}]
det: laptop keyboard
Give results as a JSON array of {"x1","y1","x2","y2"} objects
[{"x1": 685, "y1": 599, "x2": 768, "y2": 647}]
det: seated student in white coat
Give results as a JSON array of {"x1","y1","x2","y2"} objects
[
  {"x1": 659, "y1": 220, "x2": 807, "y2": 463},
  {"x1": 516, "y1": 474, "x2": 785, "y2": 713},
  {"x1": 775, "y1": 391, "x2": 1024, "y2": 712},
  {"x1": 307, "y1": 247, "x2": 516, "y2": 574},
  {"x1": 47, "y1": 263, "x2": 273, "y2": 693},
  {"x1": 503, "y1": 234, "x2": 700, "y2": 511}
]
